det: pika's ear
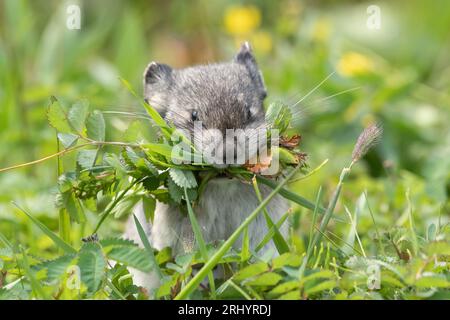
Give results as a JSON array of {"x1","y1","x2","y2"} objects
[
  {"x1": 234, "y1": 42, "x2": 267, "y2": 99},
  {"x1": 143, "y1": 62, "x2": 173, "y2": 116}
]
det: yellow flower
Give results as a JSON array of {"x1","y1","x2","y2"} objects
[
  {"x1": 224, "y1": 5, "x2": 261, "y2": 36},
  {"x1": 337, "y1": 52, "x2": 374, "y2": 77},
  {"x1": 251, "y1": 31, "x2": 273, "y2": 54}
]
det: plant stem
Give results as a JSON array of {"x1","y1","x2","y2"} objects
[
  {"x1": 175, "y1": 164, "x2": 301, "y2": 300},
  {"x1": 0, "y1": 141, "x2": 138, "y2": 173},
  {"x1": 92, "y1": 178, "x2": 141, "y2": 234},
  {"x1": 299, "y1": 165, "x2": 351, "y2": 279},
  {"x1": 57, "y1": 134, "x2": 71, "y2": 248}
]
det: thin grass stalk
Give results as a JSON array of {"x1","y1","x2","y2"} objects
[
  {"x1": 184, "y1": 188, "x2": 216, "y2": 299},
  {"x1": 57, "y1": 134, "x2": 71, "y2": 248},
  {"x1": 175, "y1": 164, "x2": 302, "y2": 300}
]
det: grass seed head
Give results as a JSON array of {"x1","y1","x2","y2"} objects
[{"x1": 351, "y1": 123, "x2": 382, "y2": 163}]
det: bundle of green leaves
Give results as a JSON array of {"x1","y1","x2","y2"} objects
[{"x1": 48, "y1": 81, "x2": 309, "y2": 228}]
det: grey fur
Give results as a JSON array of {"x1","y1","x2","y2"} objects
[{"x1": 125, "y1": 42, "x2": 289, "y2": 294}]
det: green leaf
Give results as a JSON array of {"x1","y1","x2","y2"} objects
[
  {"x1": 77, "y1": 149, "x2": 98, "y2": 169},
  {"x1": 47, "y1": 97, "x2": 72, "y2": 133},
  {"x1": 78, "y1": 242, "x2": 106, "y2": 293},
  {"x1": 13, "y1": 202, "x2": 76, "y2": 254},
  {"x1": 19, "y1": 247, "x2": 50, "y2": 299},
  {"x1": 142, "y1": 195, "x2": 156, "y2": 222},
  {"x1": 37, "y1": 254, "x2": 76, "y2": 282},
  {"x1": 167, "y1": 177, "x2": 183, "y2": 203},
  {"x1": 245, "y1": 272, "x2": 282, "y2": 287},
  {"x1": 57, "y1": 133, "x2": 79, "y2": 148},
  {"x1": 107, "y1": 246, "x2": 153, "y2": 272},
  {"x1": 169, "y1": 168, "x2": 197, "y2": 189},
  {"x1": 100, "y1": 237, "x2": 137, "y2": 247},
  {"x1": 184, "y1": 188, "x2": 216, "y2": 297},
  {"x1": 304, "y1": 279, "x2": 337, "y2": 295},
  {"x1": 415, "y1": 275, "x2": 450, "y2": 288},
  {"x1": 233, "y1": 262, "x2": 269, "y2": 282},
  {"x1": 133, "y1": 214, "x2": 162, "y2": 278},
  {"x1": 111, "y1": 195, "x2": 140, "y2": 218},
  {"x1": 62, "y1": 192, "x2": 86, "y2": 223},
  {"x1": 68, "y1": 99, "x2": 89, "y2": 134},
  {"x1": 268, "y1": 280, "x2": 299, "y2": 296},
  {"x1": 425, "y1": 241, "x2": 450, "y2": 256},
  {"x1": 86, "y1": 110, "x2": 105, "y2": 141},
  {"x1": 272, "y1": 253, "x2": 302, "y2": 269},
  {"x1": 265, "y1": 101, "x2": 292, "y2": 134},
  {"x1": 300, "y1": 269, "x2": 335, "y2": 286}
]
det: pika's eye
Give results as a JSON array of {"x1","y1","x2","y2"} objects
[{"x1": 191, "y1": 110, "x2": 198, "y2": 121}]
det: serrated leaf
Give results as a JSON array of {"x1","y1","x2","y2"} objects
[
  {"x1": 78, "y1": 243, "x2": 106, "y2": 292},
  {"x1": 111, "y1": 195, "x2": 140, "y2": 218},
  {"x1": 47, "y1": 97, "x2": 72, "y2": 133},
  {"x1": 68, "y1": 99, "x2": 89, "y2": 134},
  {"x1": 233, "y1": 262, "x2": 269, "y2": 282},
  {"x1": 37, "y1": 254, "x2": 76, "y2": 282},
  {"x1": 142, "y1": 195, "x2": 156, "y2": 222},
  {"x1": 77, "y1": 149, "x2": 98, "y2": 169},
  {"x1": 245, "y1": 272, "x2": 282, "y2": 287},
  {"x1": 304, "y1": 279, "x2": 337, "y2": 295},
  {"x1": 268, "y1": 280, "x2": 299, "y2": 296},
  {"x1": 62, "y1": 192, "x2": 85, "y2": 223},
  {"x1": 169, "y1": 168, "x2": 197, "y2": 189},
  {"x1": 272, "y1": 253, "x2": 302, "y2": 269},
  {"x1": 99, "y1": 237, "x2": 138, "y2": 247},
  {"x1": 86, "y1": 110, "x2": 105, "y2": 141},
  {"x1": 107, "y1": 246, "x2": 153, "y2": 272},
  {"x1": 167, "y1": 177, "x2": 183, "y2": 203},
  {"x1": 57, "y1": 133, "x2": 79, "y2": 148}
]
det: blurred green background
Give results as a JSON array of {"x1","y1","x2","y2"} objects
[{"x1": 0, "y1": 0, "x2": 449, "y2": 250}]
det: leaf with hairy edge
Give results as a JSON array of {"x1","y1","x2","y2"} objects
[
  {"x1": 68, "y1": 99, "x2": 89, "y2": 135},
  {"x1": 167, "y1": 176, "x2": 183, "y2": 203},
  {"x1": 107, "y1": 246, "x2": 153, "y2": 272},
  {"x1": 35, "y1": 254, "x2": 76, "y2": 282},
  {"x1": 99, "y1": 237, "x2": 137, "y2": 247},
  {"x1": 77, "y1": 149, "x2": 98, "y2": 169},
  {"x1": 233, "y1": 262, "x2": 269, "y2": 282},
  {"x1": 57, "y1": 133, "x2": 79, "y2": 148},
  {"x1": 62, "y1": 192, "x2": 86, "y2": 223},
  {"x1": 78, "y1": 242, "x2": 106, "y2": 293},
  {"x1": 245, "y1": 272, "x2": 283, "y2": 287},
  {"x1": 169, "y1": 168, "x2": 197, "y2": 189},
  {"x1": 47, "y1": 97, "x2": 72, "y2": 133},
  {"x1": 86, "y1": 110, "x2": 105, "y2": 141}
]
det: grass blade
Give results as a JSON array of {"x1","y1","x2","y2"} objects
[
  {"x1": 175, "y1": 164, "x2": 302, "y2": 300},
  {"x1": 12, "y1": 202, "x2": 76, "y2": 255},
  {"x1": 183, "y1": 188, "x2": 216, "y2": 298},
  {"x1": 132, "y1": 214, "x2": 163, "y2": 279},
  {"x1": 252, "y1": 177, "x2": 289, "y2": 254}
]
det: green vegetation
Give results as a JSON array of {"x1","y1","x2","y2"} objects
[{"x1": 0, "y1": 0, "x2": 449, "y2": 300}]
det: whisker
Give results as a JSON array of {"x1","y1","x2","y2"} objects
[
  {"x1": 291, "y1": 71, "x2": 336, "y2": 108},
  {"x1": 308, "y1": 86, "x2": 362, "y2": 104}
]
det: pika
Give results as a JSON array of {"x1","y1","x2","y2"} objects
[{"x1": 124, "y1": 42, "x2": 289, "y2": 292}]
